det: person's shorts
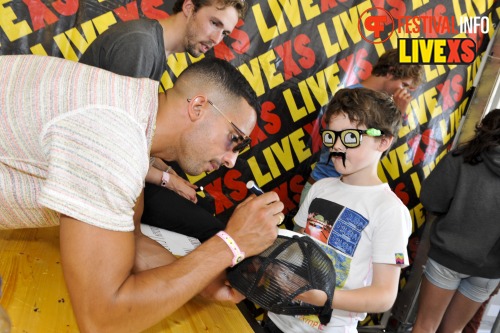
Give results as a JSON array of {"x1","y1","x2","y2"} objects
[{"x1": 424, "y1": 258, "x2": 500, "y2": 303}]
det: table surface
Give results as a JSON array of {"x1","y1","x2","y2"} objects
[{"x1": 0, "y1": 227, "x2": 255, "y2": 333}]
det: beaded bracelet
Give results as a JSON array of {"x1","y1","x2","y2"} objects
[{"x1": 216, "y1": 231, "x2": 245, "y2": 267}]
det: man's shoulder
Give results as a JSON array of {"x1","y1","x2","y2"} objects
[
  {"x1": 79, "y1": 18, "x2": 163, "y2": 66},
  {"x1": 81, "y1": 19, "x2": 160, "y2": 45},
  {"x1": 111, "y1": 18, "x2": 159, "y2": 30}
]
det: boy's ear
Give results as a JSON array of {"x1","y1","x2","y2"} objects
[{"x1": 378, "y1": 135, "x2": 394, "y2": 153}]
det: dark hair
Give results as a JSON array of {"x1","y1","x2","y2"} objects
[
  {"x1": 453, "y1": 109, "x2": 500, "y2": 165},
  {"x1": 371, "y1": 49, "x2": 424, "y2": 87},
  {"x1": 325, "y1": 88, "x2": 401, "y2": 155},
  {"x1": 178, "y1": 58, "x2": 260, "y2": 114},
  {"x1": 172, "y1": 0, "x2": 248, "y2": 19}
]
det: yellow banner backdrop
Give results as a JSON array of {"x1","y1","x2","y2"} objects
[{"x1": 1, "y1": 0, "x2": 499, "y2": 327}]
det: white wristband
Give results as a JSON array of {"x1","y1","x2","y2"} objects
[
  {"x1": 216, "y1": 231, "x2": 245, "y2": 267},
  {"x1": 160, "y1": 171, "x2": 170, "y2": 188}
]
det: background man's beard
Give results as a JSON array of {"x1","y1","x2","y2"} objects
[{"x1": 185, "y1": 42, "x2": 201, "y2": 57}]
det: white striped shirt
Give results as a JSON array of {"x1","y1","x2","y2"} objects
[{"x1": 0, "y1": 55, "x2": 158, "y2": 231}]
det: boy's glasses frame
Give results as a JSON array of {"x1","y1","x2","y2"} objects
[
  {"x1": 187, "y1": 98, "x2": 252, "y2": 153},
  {"x1": 320, "y1": 128, "x2": 383, "y2": 149}
]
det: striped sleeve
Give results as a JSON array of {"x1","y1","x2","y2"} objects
[{"x1": 38, "y1": 105, "x2": 149, "y2": 231}]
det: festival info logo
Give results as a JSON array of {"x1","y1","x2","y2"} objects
[
  {"x1": 358, "y1": 7, "x2": 490, "y2": 64},
  {"x1": 358, "y1": 7, "x2": 395, "y2": 44}
]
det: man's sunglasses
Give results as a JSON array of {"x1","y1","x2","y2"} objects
[
  {"x1": 187, "y1": 98, "x2": 252, "y2": 153},
  {"x1": 320, "y1": 128, "x2": 384, "y2": 149}
]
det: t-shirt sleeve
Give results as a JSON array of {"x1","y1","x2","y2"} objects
[
  {"x1": 372, "y1": 203, "x2": 412, "y2": 267},
  {"x1": 38, "y1": 106, "x2": 149, "y2": 231},
  {"x1": 294, "y1": 182, "x2": 317, "y2": 228}
]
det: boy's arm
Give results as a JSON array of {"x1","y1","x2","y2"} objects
[
  {"x1": 332, "y1": 263, "x2": 401, "y2": 312},
  {"x1": 296, "y1": 263, "x2": 400, "y2": 313}
]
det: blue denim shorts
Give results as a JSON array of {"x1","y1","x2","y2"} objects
[{"x1": 424, "y1": 258, "x2": 500, "y2": 302}]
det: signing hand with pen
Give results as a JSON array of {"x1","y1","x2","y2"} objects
[
  {"x1": 201, "y1": 186, "x2": 284, "y2": 304},
  {"x1": 226, "y1": 190, "x2": 284, "y2": 258}
]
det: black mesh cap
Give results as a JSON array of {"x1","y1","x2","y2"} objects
[{"x1": 227, "y1": 235, "x2": 335, "y2": 325}]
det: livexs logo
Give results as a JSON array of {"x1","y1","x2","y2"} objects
[
  {"x1": 358, "y1": 7, "x2": 489, "y2": 65},
  {"x1": 398, "y1": 38, "x2": 476, "y2": 64}
]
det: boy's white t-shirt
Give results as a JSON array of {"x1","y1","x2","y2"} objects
[{"x1": 269, "y1": 177, "x2": 412, "y2": 333}]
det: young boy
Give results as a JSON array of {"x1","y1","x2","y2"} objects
[
  {"x1": 300, "y1": 49, "x2": 424, "y2": 205},
  {"x1": 264, "y1": 88, "x2": 412, "y2": 333}
]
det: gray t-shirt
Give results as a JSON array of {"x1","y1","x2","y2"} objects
[{"x1": 79, "y1": 18, "x2": 167, "y2": 81}]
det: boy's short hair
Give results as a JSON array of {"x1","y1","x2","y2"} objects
[
  {"x1": 173, "y1": 0, "x2": 248, "y2": 19},
  {"x1": 325, "y1": 88, "x2": 401, "y2": 154},
  {"x1": 371, "y1": 49, "x2": 424, "y2": 87}
]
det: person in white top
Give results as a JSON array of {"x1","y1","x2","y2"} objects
[
  {"x1": 263, "y1": 88, "x2": 412, "y2": 333},
  {"x1": 0, "y1": 55, "x2": 285, "y2": 333}
]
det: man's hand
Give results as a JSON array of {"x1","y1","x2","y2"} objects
[
  {"x1": 392, "y1": 87, "x2": 412, "y2": 115},
  {"x1": 225, "y1": 191, "x2": 284, "y2": 258}
]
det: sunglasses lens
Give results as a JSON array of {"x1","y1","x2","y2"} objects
[
  {"x1": 321, "y1": 130, "x2": 335, "y2": 147},
  {"x1": 341, "y1": 130, "x2": 361, "y2": 148},
  {"x1": 233, "y1": 137, "x2": 251, "y2": 153}
]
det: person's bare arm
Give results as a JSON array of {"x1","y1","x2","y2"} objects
[
  {"x1": 59, "y1": 191, "x2": 283, "y2": 333},
  {"x1": 132, "y1": 190, "x2": 177, "y2": 271},
  {"x1": 332, "y1": 263, "x2": 401, "y2": 312},
  {"x1": 145, "y1": 164, "x2": 198, "y2": 203},
  {"x1": 296, "y1": 263, "x2": 401, "y2": 313}
]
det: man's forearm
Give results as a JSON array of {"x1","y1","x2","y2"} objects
[{"x1": 61, "y1": 217, "x2": 234, "y2": 333}]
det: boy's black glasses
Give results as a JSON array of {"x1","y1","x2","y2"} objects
[
  {"x1": 187, "y1": 98, "x2": 252, "y2": 153},
  {"x1": 320, "y1": 128, "x2": 383, "y2": 149}
]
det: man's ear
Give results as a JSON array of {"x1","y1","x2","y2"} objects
[
  {"x1": 182, "y1": 0, "x2": 195, "y2": 16},
  {"x1": 378, "y1": 135, "x2": 394, "y2": 153},
  {"x1": 187, "y1": 95, "x2": 208, "y2": 121}
]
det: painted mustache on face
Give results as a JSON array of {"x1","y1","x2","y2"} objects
[{"x1": 328, "y1": 151, "x2": 346, "y2": 167}]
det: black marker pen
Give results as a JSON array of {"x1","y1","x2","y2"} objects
[{"x1": 246, "y1": 180, "x2": 264, "y2": 196}]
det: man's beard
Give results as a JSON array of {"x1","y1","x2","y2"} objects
[{"x1": 185, "y1": 40, "x2": 201, "y2": 58}]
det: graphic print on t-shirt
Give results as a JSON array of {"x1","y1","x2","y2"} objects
[
  {"x1": 307, "y1": 198, "x2": 368, "y2": 255},
  {"x1": 305, "y1": 197, "x2": 369, "y2": 287}
]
